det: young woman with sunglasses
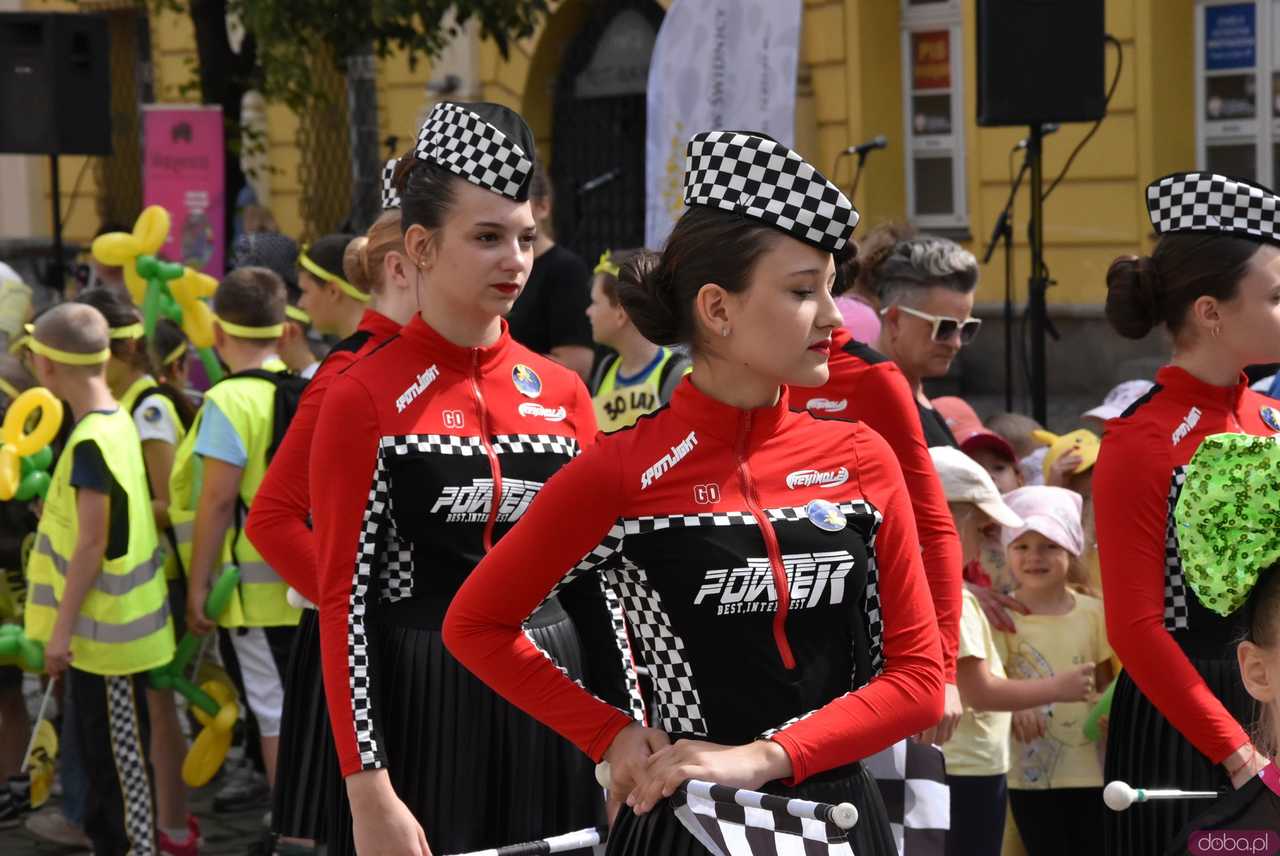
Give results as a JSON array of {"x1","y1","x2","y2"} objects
[
  {"x1": 444, "y1": 130, "x2": 944, "y2": 856},
  {"x1": 869, "y1": 236, "x2": 981, "y2": 448}
]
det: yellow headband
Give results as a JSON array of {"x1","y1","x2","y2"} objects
[
  {"x1": 286, "y1": 305, "x2": 312, "y2": 325},
  {"x1": 0, "y1": 377, "x2": 20, "y2": 400},
  {"x1": 8, "y1": 335, "x2": 31, "y2": 355},
  {"x1": 27, "y1": 337, "x2": 110, "y2": 366},
  {"x1": 299, "y1": 250, "x2": 369, "y2": 304},
  {"x1": 162, "y1": 342, "x2": 188, "y2": 366},
  {"x1": 215, "y1": 316, "x2": 284, "y2": 339},
  {"x1": 108, "y1": 322, "x2": 144, "y2": 340},
  {"x1": 594, "y1": 250, "x2": 620, "y2": 278}
]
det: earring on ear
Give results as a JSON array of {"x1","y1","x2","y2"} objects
[
  {"x1": 721, "y1": 327, "x2": 730, "y2": 337},
  {"x1": 1213, "y1": 325, "x2": 1222, "y2": 338}
]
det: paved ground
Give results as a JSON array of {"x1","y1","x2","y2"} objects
[{"x1": 0, "y1": 781, "x2": 270, "y2": 856}]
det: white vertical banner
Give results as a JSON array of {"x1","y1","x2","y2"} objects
[{"x1": 644, "y1": 0, "x2": 802, "y2": 249}]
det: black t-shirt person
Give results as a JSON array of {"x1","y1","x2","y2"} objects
[{"x1": 507, "y1": 245, "x2": 594, "y2": 356}]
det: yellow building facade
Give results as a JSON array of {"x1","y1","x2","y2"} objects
[{"x1": 10, "y1": 0, "x2": 1200, "y2": 321}]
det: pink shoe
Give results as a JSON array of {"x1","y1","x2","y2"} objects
[{"x1": 157, "y1": 815, "x2": 202, "y2": 856}]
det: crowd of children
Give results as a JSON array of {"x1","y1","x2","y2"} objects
[{"x1": 1, "y1": 107, "x2": 1280, "y2": 856}]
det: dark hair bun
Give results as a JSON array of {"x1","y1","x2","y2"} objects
[
  {"x1": 617, "y1": 250, "x2": 682, "y2": 346},
  {"x1": 1105, "y1": 254, "x2": 1163, "y2": 339}
]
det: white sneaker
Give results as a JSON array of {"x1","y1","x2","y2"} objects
[{"x1": 24, "y1": 807, "x2": 92, "y2": 849}]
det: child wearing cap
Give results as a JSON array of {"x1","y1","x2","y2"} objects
[
  {"x1": 931, "y1": 449, "x2": 1097, "y2": 856},
  {"x1": 24, "y1": 303, "x2": 175, "y2": 855},
  {"x1": 996, "y1": 485, "x2": 1115, "y2": 856}
]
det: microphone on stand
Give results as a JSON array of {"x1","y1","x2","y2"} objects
[
  {"x1": 844, "y1": 135, "x2": 888, "y2": 157},
  {"x1": 577, "y1": 168, "x2": 621, "y2": 195},
  {"x1": 1014, "y1": 124, "x2": 1060, "y2": 150},
  {"x1": 842, "y1": 136, "x2": 888, "y2": 199}
]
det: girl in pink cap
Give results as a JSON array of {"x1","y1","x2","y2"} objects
[{"x1": 996, "y1": 485, "x2": 1116, "y2": 856}]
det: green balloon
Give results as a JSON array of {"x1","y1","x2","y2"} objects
[
  {"x1": 15, "y1": 471, "x2": 50, "y2": 502},
  {"x1": 19, "y1": 455, "x2": 32, "y2": 477},
  {"x1": 157, "y1": 261, "x2": 185, "y2": 282},
  {"x1": 27, "y1": 447, "x2": 52, "y2": 472},
  {"x1": 136, "y1": 255, "x2": 160, "y2": 278}
]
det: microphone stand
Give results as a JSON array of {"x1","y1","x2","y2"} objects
[
  {"x1": 849, "y1": 149, "x2": 872, "y2": 200},
  {"x1": 982, "y1": 152, "x2": 1030, "y2": 414}
]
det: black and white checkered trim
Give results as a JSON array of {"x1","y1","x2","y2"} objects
[
  {"x1": 604, "y1": 583, "x2": 648, "y2": 723},
  {"x1": 1164, "y1": 466, "x2": 1190, "y2": 631},
  {"x1": 685, "y1": 131, "x2": 859, "y2": 253},
  {"x1": 1147, "y1": 172, "x2": 1280, "y2": 246},
  {"x1": 381, "y1": 158, "x2": 401, "y2": 210},
  {"x1": 605, "y1": 560, "x2": 708, "y2": 735},
  {"x1": 379, "y1": 537, "x2": 415, "y2": 603},
  {"x1": 380, "y1": 433, "x2": 578, "y2": 458},
  {"x1": 106, "y1": 675, "x2": 157, "y2": 856},
  {"x1": 491, "y1": 434, "x2": 579, "y2": 457},
  {"x1": 622, "y1": 511, "x2": 757, "y2": 533},
  {"x1": 350, "y1": 455, "x2": 390, "y2": 769},
  {"x1": 415, "y1": 102, "x2": 532, "y2": 201}
]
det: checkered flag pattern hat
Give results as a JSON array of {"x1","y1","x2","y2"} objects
[
  {"x1": 685, "y1": 131, "x2": 860, "y2": 253},
  {"x1": 414, "y1": 101, "x2": 535, "y2": 202},
  {"x1": 1147, "y1": 171, "x2": 1280, "y2": 246},
  {"x1": 381, "y1": 158, "x2": 401, "y2": 210}
]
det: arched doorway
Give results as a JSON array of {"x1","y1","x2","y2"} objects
[{"x1": 550, "y1": 1, "x2": 664, "y2": 262}]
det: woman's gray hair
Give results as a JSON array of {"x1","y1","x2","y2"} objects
[{"x1": 874, "y1": 236, "x2": 978, "y2": 305}]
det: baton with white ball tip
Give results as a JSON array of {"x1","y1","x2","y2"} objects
[
  {"x1": 595, "y1": 761, "x2": 860, "y2": 831},
  {"x1": 1103, "y1": 780, "x2": 1220, "y2": 811}
]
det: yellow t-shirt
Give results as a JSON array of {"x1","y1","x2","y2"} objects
[
  {"x1": 995, "y1": 592, "x2": 1112, "y2": 790},
  {"x1": 943, "y1": 588, "x2": 1012, "y2": 777}
]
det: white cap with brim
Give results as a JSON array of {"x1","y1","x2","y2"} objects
[
  {"x1": 1083, "y1": 379, "x2": 1155, "y2": 423},
  {"x1": 929, "y1": 446, "x2": 1025, "y2": 528},
  {"x1": 1000, "y1": 485, "x2": 1085, "y2": 557}
]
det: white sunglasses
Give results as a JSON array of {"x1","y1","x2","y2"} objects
[{"x1": 883, "y1": 303, "x2": 982, "y2": 345}]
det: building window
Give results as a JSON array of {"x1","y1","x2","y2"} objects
[
  {"x1": 1195, "y1": 0, "x2": 1280, "y2": 184},
  {"x1": 901, "y1": 3, "x2": 967, "y2": 229}
]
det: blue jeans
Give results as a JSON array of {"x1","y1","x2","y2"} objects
[{"x1": 58, "y1": 680, "x2": 89, "y2": 826}]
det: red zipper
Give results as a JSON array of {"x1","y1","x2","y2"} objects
[
  {"x1": 735, "y1": 411, "x2": 796, "y2": 670},
  {"x1": 470, "y1": 349, "x2": 503, "y2": 552}
]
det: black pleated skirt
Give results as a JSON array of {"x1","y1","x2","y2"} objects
[
  {"x1": 605, "y1": 761, "x2": 897, "y2": 856},
  {"x1": 273, "y1": 607, "x2": 344, "y2": 841},
  {"x1": 1104, "y1": 656, "x2": 1257, "y2": 855},
  {"x1": 328, "y1": 599, "x2": 604, "y2": 856}
]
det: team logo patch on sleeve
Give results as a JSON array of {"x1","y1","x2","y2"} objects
[
  {"x1": 786, "y1": 467, "x2": 848, "y2": 489},
  {"x1": 142, "y1": 405, "x2": 162, "y2": 424},
  {"x1": 1262, "y1": 405, "x2": 1280, "y2": 432},
  {"x1": 804, "y1": 397, "x2": 847, "y2": 413},
  {"x1": 512, "y1": 364, "x2": 542, "y2": 398},
  {"x1": 805, "y1": 499, "x2": 847, "y2": 532}
]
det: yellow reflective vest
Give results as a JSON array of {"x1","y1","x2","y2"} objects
[
  {"x1": 169, "y1": 371, "x2": 300, "y2": 628},
  {"x1": 121, "y1": 374, "x2": 187, "y2": 581},
  {"x1": 25, "y1": 408, "x2": 174, "y2": 675}
]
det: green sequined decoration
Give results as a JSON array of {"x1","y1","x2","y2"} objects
[{"x1": 1175, "y1": 433, "x2": 1280, "y2": 617}]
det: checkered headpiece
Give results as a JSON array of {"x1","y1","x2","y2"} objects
[
  {"x1": 1147, "y1": 172, "x2": 1280, "y2": 246},
  {"x1": 684, "y1": 131, "x2": 859, "y2": 253},
  {"x1": 414, "y1": 101, "x2": 535, "y2": 202},
  {"x1": 381, "y1": 158, "x2": 401, "y2": 210}
]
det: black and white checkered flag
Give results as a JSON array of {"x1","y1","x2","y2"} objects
[
  {"x1": 864, "y1": 741, "x2": 948, "y2": 856},
  {"x1": 444, "y1": 825, "x2": 606, "y2": 855},
  {"x1": 672, "y1": 779, "x2": 858, "y2": 856}
]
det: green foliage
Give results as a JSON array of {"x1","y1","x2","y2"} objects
[{"x1": 232, "y1": 0, "x2": 548, "y2": 112}]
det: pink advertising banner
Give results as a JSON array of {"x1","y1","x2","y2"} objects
[{"x1": 143, "y1": 105, "x2": 225, "y2": 277}]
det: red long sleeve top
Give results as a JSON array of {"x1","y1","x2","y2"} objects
[
  {"x1": 444, "y1": 380, "x2": 944, "y2": 785},
  {"x1": 245, "y1": 310, "x2": 402, "y2": 603},
  {"x1": 309, "y1": 315, "x2": 611, "y2": 777},
  {"x1": 1094, "y1": 365, "x2": 1272, "y2": 764},
  {"x1": 789, "y1": 329, "x2": 963, "y2": 683}
]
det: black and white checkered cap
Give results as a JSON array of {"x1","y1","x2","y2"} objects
[
  {"x1": 381, "y1": 158, "x2": 401, "y2": 210},
  {"x1": 414, "y1": 101, "x2": 535, "y2": 202},
  {"x1": 684, "y1": 131, "x2": 860, "y2": 253},
  {"x1": 1147, "y1": 171, "x2": 1280, "y2": 246}
]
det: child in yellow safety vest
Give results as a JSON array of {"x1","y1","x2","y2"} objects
[
  {"x1": 171, "y1": 267, "x2": 302, "y2": 798},
  {"x1": 584, "y1": 248, "x2": 690, "y2": 433},
  {"x1": 24, "y1": 303, "x2": 175, "y2": 856}
]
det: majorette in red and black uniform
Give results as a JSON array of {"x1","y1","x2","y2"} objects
[
  {"x1": 791, "y1": 327, "x2": 963, "y2": 685},
  {"x1": 246, "y1": 164, "x2": 405, "y2": 842},
  {"x1": 1095, "y1": 171, "x2": 1280, "y2": 853},
  {"x1": 310, "y1": 103, "x2": 620, "y2": 855},
  {"x1": 445, "y1": 131, "x2": 944, "y2": 856}
]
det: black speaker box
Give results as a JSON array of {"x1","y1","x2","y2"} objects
[
  {"x1": 0, "y1": 12, "x2": 111, "y2": 155},
  {"x1": 976, "y1": 0, "x2": 1107, "y2": 127}
]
